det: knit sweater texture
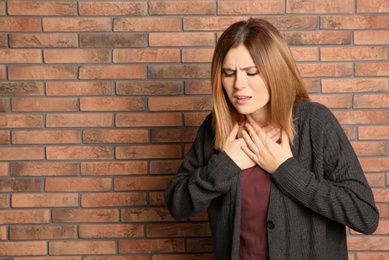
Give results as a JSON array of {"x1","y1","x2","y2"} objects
[{"x1": 164, "y1": 101, "x2": 379, "y2": 260}]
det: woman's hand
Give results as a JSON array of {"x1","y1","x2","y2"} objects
[
  {"x1": 241, "y1": 117, "x2": 293, "y2": 174},
  {"x1": 222, "y1": 122, "x2": 256, "y2": 170}
]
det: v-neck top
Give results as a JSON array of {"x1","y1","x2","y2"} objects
[{"x1": 239, "y1": 165, "x2": 271, "y2": 260}]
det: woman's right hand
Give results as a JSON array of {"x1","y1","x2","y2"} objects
[{"x1": 222, "y1": 122, "x2": 256, "y2": 170}]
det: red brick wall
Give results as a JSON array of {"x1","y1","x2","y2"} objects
[{"x1": 0, "y1": 0, "x2": 388, "y2": 259}]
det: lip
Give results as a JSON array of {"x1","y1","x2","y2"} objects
[{"x1": 234, "y1": 95, "x2": 252, "y2": 105}]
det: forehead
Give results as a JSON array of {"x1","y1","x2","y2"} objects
[{"x1": 223, "y1": 44, "x2": 255, "y2": 67}]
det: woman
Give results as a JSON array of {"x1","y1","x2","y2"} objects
[{"x1": 164, "y1": 18, "x2": 379, "y2": 260}]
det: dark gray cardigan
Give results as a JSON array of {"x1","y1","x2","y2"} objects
[{"x1": 165, "y1": 101, "x2": 379, "y2": 260}]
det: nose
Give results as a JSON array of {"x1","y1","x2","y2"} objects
[{"x1": 234, "y1": 72, "x2": 246, "y2": 89}]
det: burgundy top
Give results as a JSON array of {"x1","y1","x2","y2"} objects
[{"x1": 239, "y1": 165, "x2": 271, "y2": 260}]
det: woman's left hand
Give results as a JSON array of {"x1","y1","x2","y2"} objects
[{"x1": 241, "y1": 116, "x2": 293, "y2": 174}]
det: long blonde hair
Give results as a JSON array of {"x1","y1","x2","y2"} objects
[{"x1": 211, "y1": 18, "x2": 310, "y2": 149}]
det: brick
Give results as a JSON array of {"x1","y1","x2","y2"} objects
[
  {"x1": 152, "y1": 128, "x2": 198, "y2": 143},
  {"x1": 0, "y1": 163, "x2": 8, "y2": 177},
  {"x1": 9, "y1": 33, "x2": 78, "y2": 48},
  {"x1": 12, "y1": 194, "x2": 78, "y2": 208},
  {"x1": 83, "y1": 129, "x2": 148, "y2": 144},
  {"x1": 43, "y1": 18, "x2": 111, "y2": 32},
  {"x1": 290, "y1": 47, "x2": 318, "y2": 62},
  {"x1": 0, "y1": 50, "x2": 41, "y2": 63},
  {"x1": 46, "y1": 114, "x2": 113, "y2": 128},
  {"x1": 148, "y1": 97, "x2": 213, "y2": 111},
  {"x1": 186, "y1": 238, "x2": 213, "y2": 252},
  {"x1": 0, "y1": 194, "x2": 10, "y2": 208},
  {"x1": 79, "y1": 2, "x2": 147, "y2": 16},
  {"x1": 118, "y1": 239, "x2": 184, "y2": 253},
  {"x1": 46, "y1": 82, "x2": 114, "y2": 96},
  {"x1": 121, "y1": 208, "x2": 175, "y2": 222},
  {"x1": 113, "y1": 49, "x2": 180, "y2": 63},
  {"x1": 114, "y1": 18, "x2": 180, "y2": 31},
  {"x1": 46, "y1": 146, "x2": 114, "y2": 160},
  {"x1": 285, "y1": 31, "x2": 351, "y2": 45},
  {"x1": 182, "y1": 49, "x2": 213, "y2": 63},
  {"x1": 351, "y1": 141, "x2": 388, "y2": 156},
  {"x1": 357, "y1": 0, "x2": 389, "y2": 13},
  {"x1": 80, "y1": 97, "x2": 146, "y2": 111},
  {"x1": 116, "y1": 81, "x2": 182, "y2": 96},
  {"x1": 12, "y1": 130, "x2": 80, "y2": 144},
  {"x1": 377, "y1": 204, "x2": 389, "y2": 218},
  {"x1": 49, "y1": 241, "x2": 116, "y2": 255},
  {"x1": 355, "y1": 253, "x2": 389, "y2": 260},
  {"x1": 0, "y1": 33, "x2": 6, "y2": 47},
  {"x1": 354, "y1": 94, "x2": 389, "y2": 108},
  {"x1": 333, "y1": 110, "x2": 389, "y2": 124},
  {"x1": 148, "y1": 64, "x2": 210, "y2": 79},
  {"x1": 0, "y1": 242, "x2": 46, "y2": 256},
  {"x1": 287, "y1": 0, "x2": 353, "y2": 13},
  {"x1": 218, "y1": 0, "x2": 284, "y2": 14},
  {"x1": 116, "y1": 113, "x2": 182, "y2": 127},
  {"x1": 0, "y1": 131, "x2": 9, "y2": 145},
  {"x1": 8, "y1": 2, "x2": 76, "y2": 16},
  {"x1": 52, "y1": 209, "x2": 118, "y2": 223},
  {"x1": 184, "y1": 16, "x2": 317, "y2": 31},
  {"x1": 10, "y1": 162, "x2": 78, "y2": 177},
  {"x1": 309, "y1": 95, "x2": 350, "y2": 108},
  {"x1": 359, "y1": 126, "x2": 389, "y2": 140},
  {"x1": 365, "y1": 173, "x2": 386, "y2": 187},
  {"x1": 0, "y1": 210, "x2": 49, "y2": 224},
  {"x1": 45, "y1": 177, "x2": 111, "y2": 192},
  {"x1": 149, "y1": 1, "x2": 215, "y2": 15},
  {"x1": 321, "y1": 47, "x2": 387, "y2": 61},
  {"x1": 355, "y1": 31, "x2": 389, "y2": 45},
  {"x1": 359, "y1": 158, "x2": 389, "y2": 172},
  {"x1": 321, "y1": 16, "x2": 389, "y2": 29},
  {"x1": 0, "y1": 225, "x2": 6, "y2": 240},
  {"x1": 114, "y1": 176, "x2": 172, "y2": 191},
  {"x1": 355, "y1": 62, "x2": 389, "y2": 76},
  {"x1": 79, "y1": 65, "x2": 145, "y2": 80},
  {"x1": 0, "y1": 66, "x2": 5, "y2": 80},
  {"x1": 0, "y1": 147, "x2": 44, "y2": 161},
  {"x1": 116, "y1": 145, "x2": 181, "y2": 160},
  {"x1": 79, "y1": 224, "x2": 144, "y2": 238},
  {"x1": 10, "y1": 225, "x2": 76, "y2": 240},
  {"x1": 0, "y1": 178, "x2": 41, "y2": 192},
  {"x1": 81, "y1": 161, "x2": 148, "y2": 176},
  {"x1": 0, "y1": 18, "x2": 41, "y2": 32},
  {"x1": 80, "y1": 33, "x2": 146, "y2": 48},
  {"x1": 373, "y1": 188, "x2": 389, "y2": 202},
  {"x1": 44, "y1": 50, "x2": 110, "y2": 63},
  {"x1": 342, "y1": 126, "x2": 356, "y2": 141},
  {"x1": 0, "y1": 82, "x2": 44, "y2": 96},
  {"x1": 297, "y1": 63, "x2": 352, "y2": 78},
  {"x1": 0, "y1": 2, "x2": 4, "y2": 15},
  {"x1": 185, "y1": 81, "x2": 212, "y2": 95},
  {"x1": 150, "y1": 160, "x2": 182, "y2": 174},
  {"x1": 146, "y1": 223, "x2": 211, "y2": 237},
  {"x1": 149, "y1": 192, "x2": 165, "y2": 206},
  {"x1": 0, "y1": 98, "x2": 8, "y2": 112},
  {"x1": 184, "y1": 112, "x2": 209, "y2": 127},
  {"x1": 81, "y1": 192, "x2": 147, "y2": 207},
  {"x1": 368, "y1": 220, "x2": 389, "y2": 235},
  {"x1": 348, "y1": 237, "x2": 389, "y2": 250},
  {"x1": 16, "y1": 257, "x2": 81, "y2": 260},
  {"x1": 322, "y1": 78, "x2": 389, "y2": 93},
  {"x1": 12, "y1": 98, "x2": 77, "y2": 112},
  {"x1": 8, "y1": 66, "x2": 76, "y2": 80},
  {"x1": 149, "y1": 33, "x2": 214, "y2": 47}
]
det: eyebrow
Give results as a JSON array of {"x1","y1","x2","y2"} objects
[{"x1": 222, "y1": 66, "x2": 257, "y2": 70}]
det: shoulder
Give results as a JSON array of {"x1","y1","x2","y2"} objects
[{"x1": 294, "y1": 101, "x2": 338, "y2": 126}]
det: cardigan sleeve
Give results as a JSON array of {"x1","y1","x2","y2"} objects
[
  {"x1": 272, "y1": 103, "x2": 379, "y2": 235},
  {"x1": 164, "y1": 114, "x2": 241, "y2": 221}
]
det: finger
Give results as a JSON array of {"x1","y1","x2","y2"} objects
[{"x1": 242, "y1": 129, "x2": 260, "y2": 154}]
